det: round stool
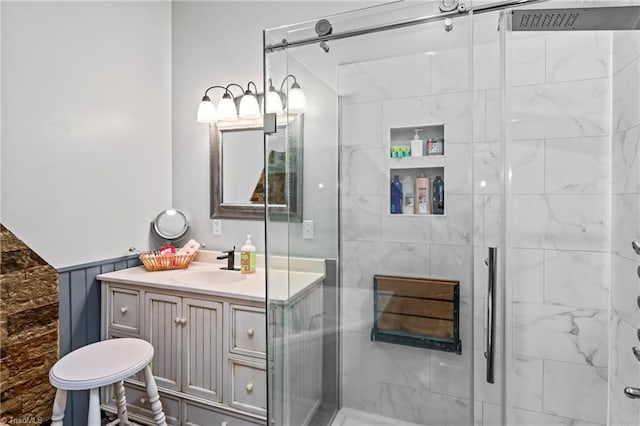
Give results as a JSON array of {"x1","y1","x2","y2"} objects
[{"x1": 49, "y1": 338, "x2": 167, "y2": 426}]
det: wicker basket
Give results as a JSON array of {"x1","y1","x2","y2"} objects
[{"x1": 139, "y1": 251, "x2": 196, "y2": 272}]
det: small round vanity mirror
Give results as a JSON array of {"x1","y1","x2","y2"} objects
[{"x1": 151, "y1": 208, "x2": 190, "y2": 241}]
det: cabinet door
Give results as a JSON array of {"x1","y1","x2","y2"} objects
[
  {"x1": 145, "y1": 292, "x2": 182, "y2": 392},
  {"x1": 182, "y1": 297, "x2": 223, "y2": 402}
]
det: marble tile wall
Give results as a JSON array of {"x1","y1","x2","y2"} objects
[
  {"x1": 337, "y1": 27, "x2": 618, "y2": 426},
  {"x1": 609, "y1": 30, "x2": 640, "y2": 426},
  {"x1": 501, "y1": 31, "x2": 612, "y2": 426}
]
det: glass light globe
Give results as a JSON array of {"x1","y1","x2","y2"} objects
[
  {"x1": 287, "y1": 83, "x2": 307, "y2": 114},
  {"x1": 265, "y1": 90, "x2": 284, "y2": 114},
  {"x1": 217, "y1": 94, "x2": 238, "y2": 121},
  {"x1": 239, "y1": 92, "x2": 261, "y2": 119},
  {"x1": 196, "y1": 96, "x2": 217, "y2": 123}
]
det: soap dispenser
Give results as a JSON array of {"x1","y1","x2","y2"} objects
[
  {"x1": 240, "y1": 235, "x2": 256, "y2": 274},
  {"x1": 411, "y1": 129, "x2": 423, "y2": 157}
]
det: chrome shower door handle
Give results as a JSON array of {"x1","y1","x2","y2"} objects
[{"x1": 485, "y1": 247, "x2": 497, "y2": 384}]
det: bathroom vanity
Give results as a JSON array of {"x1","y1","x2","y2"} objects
[{"x1": 97, "y1": 251, "x2": 325, "y2": 426}]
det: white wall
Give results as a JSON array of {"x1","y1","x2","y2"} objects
[
  {"x1": 1, "y1": 1, "x2": 172, "y2": 268},
  {"x1": 171, "y1": 1, "x2": 372, "y2": 255}
]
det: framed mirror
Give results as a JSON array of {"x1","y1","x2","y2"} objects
[{"x1": 210, "y1": 115, "x2": 303, "y2": 221}]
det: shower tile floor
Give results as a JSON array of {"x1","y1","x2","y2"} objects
[{"x1": 331, "y1": 408, "x2": 423, "y2": 426}]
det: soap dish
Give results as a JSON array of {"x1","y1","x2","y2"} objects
[{"x1": 139, "y1": 251, "x2": 195, "y2": 272}]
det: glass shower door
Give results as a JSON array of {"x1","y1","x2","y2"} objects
[
  {"x1": 264, "y1": 3, "x2": 486, "y2": 425},
  {"x1": 498, "y1": 2, "x2": 635, "y2": 425},
  {"x1": 263, "y1": 34, "x2": 341, "y2": 426}
]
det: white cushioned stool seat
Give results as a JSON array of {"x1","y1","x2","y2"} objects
[{"x1": 49, "y1": 338, "x2": 166, "y2": 426}]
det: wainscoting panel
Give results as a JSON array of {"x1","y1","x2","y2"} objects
[{"x1": 57, "y1": 255, "x2": 140, "y2": 426}]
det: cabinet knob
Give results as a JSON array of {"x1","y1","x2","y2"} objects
[
  {"x1": 180, "y1": 318, "x2": 187, "y2": 325},
  {"x1": 120, "y1": 307, "x2": 128, "y2": 315},
  {"x1": 175, "y1": 317, "x2": 181, "y2": 325},
  {"x1": 139, "y1": 397, "x2": 146, "y2": 404},
  {"x1": 247, "y1": 328, "x2": 255, "y2": 338},
  {"x1": 221, "y1": 422, "x2": 228, "y2": 426},
  {"x1": 246, "y1": 382, "x2": 254, "y2": 393}
]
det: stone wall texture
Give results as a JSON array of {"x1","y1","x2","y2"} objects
[{"x1": 1, "y1": 224, "x2": 59, "y2": 424}]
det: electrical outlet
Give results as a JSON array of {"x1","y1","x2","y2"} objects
[
  {"x1": 212, "y1": 219, "x2": 222, "y2": 235},
  {"x1": 303, "y1": 220, "x2": 314, "y2": 240}
]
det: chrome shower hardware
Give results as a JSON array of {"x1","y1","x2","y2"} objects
[
  {"x1": 439, "y1": 0, "x2": 459, "y2": 12},
  {"x1": 632, "y1": 240, "x2": 640, "y2": 255},
  {"x1": 512, "y1": 6, "x2": 640, "y2": 31},
  {"x1": 625, "y1": 387, "x2": 640, "y2": 399},
  {"x1": 633, "y1": 346, "x2": 640, "y2": 362},
  {"x1": 439, "y1": 0, "x2": 467, "y2": 13},
  {"x1": 315, "y1": 19, "x2": 333, "y2": 36},
  {"x1": 444, "y1": 18, "x2": 454, "y2": 32}
]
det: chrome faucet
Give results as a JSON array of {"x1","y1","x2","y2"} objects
[{"x1": 217, "y1": 247, "x2": 239, "y2": 271}]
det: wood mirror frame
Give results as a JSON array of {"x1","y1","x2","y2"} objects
[{"x1": 209, "y1": 115, "x2": 303, "y2": 222}]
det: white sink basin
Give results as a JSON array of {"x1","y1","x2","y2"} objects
[{"x1": 173, "y1": 269, "x2": 247, "y2": 285}]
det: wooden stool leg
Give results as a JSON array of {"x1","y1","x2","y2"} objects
[
  {"x1": 51, "y1": 388, "x2": 67, "y2": 426},
  {"x1": 143, "y1": 365, "x2": 167, "y2": 426},
  {"x1": 88, "y1": 388, "x2": 101, "y2": 426},
  {"x1": 114, "y1": 380, "x2": 131, "y2": 426}
]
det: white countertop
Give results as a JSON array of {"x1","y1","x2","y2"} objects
[{"x1": 97, "y1": 251, "x2": 326, "y2": 304}]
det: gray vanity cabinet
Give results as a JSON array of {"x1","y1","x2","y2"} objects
[
  {"x1": 98, "y1": 263, "x2": 324, "y2": 426},
  {"x1": 100, "y1": 281, "x2": 266, "y2": 426}
]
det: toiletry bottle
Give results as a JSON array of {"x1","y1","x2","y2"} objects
[
  {"x1": 411, "y1": 129, "x2": 423, "y2": 157},
  {"x1": 402, "y1": 175, "x2": 413, "y2": 214},
  {"x1": 240, "y1": 235, "x2": 256, "y2": 274},
  {"x1": 415, "y1": 174, "x2": 431, "y2": 214},
  {"x1": 390, "y1": 175, "x2": 403, "y2": 214},
  {"x1": 432, "y1": 176, "x2": 445, "y2": 215}
]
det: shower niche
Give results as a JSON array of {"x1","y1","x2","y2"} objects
[{"x1": 388, "y1": 123, "x2": 446, "y2": 216}]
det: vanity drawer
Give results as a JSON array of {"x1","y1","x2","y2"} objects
[
  {"x1": 229, "y1": 358, "x2": 267, "y2": 416},
  {"x1": 109, "y1": 287, "x2": 140, "y2": 333},
  {"x1": 183, "y1": 401, "x2": 263, "y2": 426},
  {"x1": 230, "y1": 305, "x2": 266, "y2": 358},
  {"x1": 121, "y1": 384, "x2": 180, "y2": 425}
]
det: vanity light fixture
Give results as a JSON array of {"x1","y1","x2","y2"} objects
[
  {"x1": 197, "y1": 76, "x2": 307, "y2": 123},
  {"x1": 238, "y1": 81, "x2": 261, "y2": 119},
  {"x1": 217, "y1": 90, "x2": 239, "y2": 121},
  {"x1": 265, "y1": 74, "x2": 308, "y2": 115}
]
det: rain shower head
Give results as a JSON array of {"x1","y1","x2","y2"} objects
[{"x1": 512, "y1": 5, "x2": 640, "y2": 31}]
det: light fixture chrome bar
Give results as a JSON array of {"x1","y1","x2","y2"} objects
[{"x1": 264, "y1": 0, "x2": 548, "y2": 53}]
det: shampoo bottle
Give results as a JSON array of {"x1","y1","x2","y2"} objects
[
  {"x1": 432, "y1": 176, "x2": 445, "y2": 215},
  {"x1": 411, "y1": 129, "x2": 423, "y2": 157},
  {"x1": 240, "y1": 235, "x2": 256, "y2": 274},
  {"x1": 415, "y1": 174, "x2": 431, "y2": 215},
  {"x1": 390, "y1": 175, "x2": 403, "y2": 214},
  {"x1": 402, "y1": 175, "x2": 413, "y2": 214}
]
